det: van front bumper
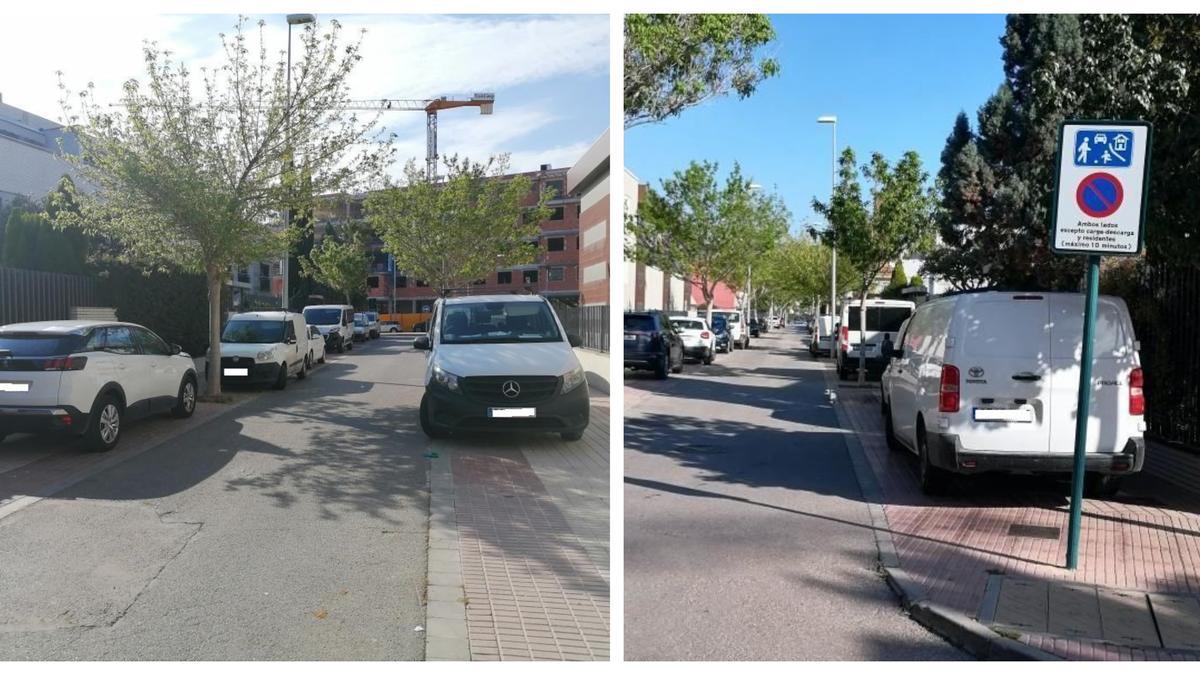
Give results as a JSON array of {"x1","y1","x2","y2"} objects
[
  {"x1": 927, "y1": 433, "x2": 1145, "y2": 475},
  {"x1": 0, "y1": 405, "x2": 88, "y2": 436},
  {"x1": 425, "y1": 382, "x2": 590, "y2": 434}
]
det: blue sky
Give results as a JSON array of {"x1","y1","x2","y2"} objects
[
  {"x1": 626, "y1": 14, "x2": 1007, "y2": 231},
  {"x1": 2, "y1": 13, "x2": 609, "y2": 176}
]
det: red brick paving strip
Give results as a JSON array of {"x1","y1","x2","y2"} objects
[
  {"x1": 835, "y1": 381, "x2": 1200, "y2": 660},
  {"x1": 451, "y1": 449, "x2": 609, "y2": 661}
]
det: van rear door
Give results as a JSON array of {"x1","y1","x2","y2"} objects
[
  {"x1": 955, "y1": 295, "x2": 1052, "y2": 454},
  {"x1": 1046, "y1": 295, "x2": 1137, "y2": 455}
]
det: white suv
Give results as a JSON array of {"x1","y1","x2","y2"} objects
[{"x1": 0, "y1": 321, "x2": 197, "y2": 451}]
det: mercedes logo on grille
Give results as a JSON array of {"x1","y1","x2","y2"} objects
[{"x1": 502, "y1": 380, "x2": 521, "y2": 398}]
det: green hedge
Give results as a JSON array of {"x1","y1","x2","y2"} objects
[{"x1": 94, "y1": 264, "x2": 229, "y2": 357}]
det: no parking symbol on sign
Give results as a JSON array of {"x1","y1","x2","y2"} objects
[{"x1": 1051, "y1": 121, "x2": 1151, "y2": 256}]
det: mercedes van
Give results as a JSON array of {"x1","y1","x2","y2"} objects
[
  {"x1": 414, "y1": 295, "x2": 589, "y2": 441},
  {"x1": 880, "y1": 291, "x2": 1144, "y2": 496}
]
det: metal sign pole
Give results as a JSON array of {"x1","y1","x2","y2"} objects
[{"x1": 1066, "y1": 254, "x2": 1101, "y2": 569}]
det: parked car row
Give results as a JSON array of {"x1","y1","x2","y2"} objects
[
  {"x1": 623, "y1": 310, "x2": 739, "y2": 380},
  {"x1": 0, "y1": 305, "x2": 387, "y2": 452}
]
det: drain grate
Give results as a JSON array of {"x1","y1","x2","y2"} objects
[{"x1": 1008, "y1": 524, "x2": 1061, "y2": 539}]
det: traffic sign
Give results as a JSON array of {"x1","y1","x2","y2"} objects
[
  {"x1": 1051, "y1": 120, "x2": 1151, "y2": 256},
  {"x1": 1075, "y1": 172, "x2": 1123, "y2": 218}
]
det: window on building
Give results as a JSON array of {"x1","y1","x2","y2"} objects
[
  {"x1": 236, "y1": 266, "x2": 250, "y2": 284},
  {"x1": 548, "y1": 267, "x2": 565, "y2": 282},
  {"x1": 396, "y1": 275, "x2": 407, "y2": 288},
  {"x1": 549, "y1": 206, "x2": 565, "y2": 221},
  {"x1": 547, "y1": 237, "x2": 565, "y2": 252},
  {"x1": 523, "y1": 270, "x2": 539, "y2": 284},
  {"x1": 368, "y1": 276, "x2": 380, "y2": 288},
  {"x1": 259, "y1": 262, "x2": 271, "y2": 277},
  {"x1": 497, "y1": 271, "x2": 512, "y2": 284},
  {"x1": 543, "y1": 179, "x2": 564, "y2": 198},
  {"x1": 258, "y1": 277, "x2": 271, "y2": 293},
  {"x1": 471, "y1": 278, "x2": 486, "y2": 286},
  {"x1": 416, "y1": 279, "x2": 429, "y2": 287}
]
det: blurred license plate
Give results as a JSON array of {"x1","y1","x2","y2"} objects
[
  {"x1": 624, "y1": 334, "x2": 637, "y2": 341},
  {"x1": 974, "y1": 407, "x2": 1033, "y2": 423},
  {"x1": 489, "y1": 408, "x2": 535, "y2": 418},
  {"x1": 223, "y1": 368, "x2": 249, "y2": 377},
  {"x1": 0, "y1": 382, "x2": 30, "y2": 393}
]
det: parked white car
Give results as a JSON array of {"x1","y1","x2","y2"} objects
[
  {"x1": 212, "y1": 311, "x2": 310, "y2": 390},
  {"x1": 302, "y1": 304, "x2": 354, "y2": 353},
  {"x1": 809, "y1": 314, "x2": 835, "y2": 357},
  {"x1": 414, "y1": 295, "x2": 589, "y2": 441},
  {"x1": 711, "y1": 310, "x2": 748, "y2": 349},
  {"x1": 306, "y1": 325, "x2": 326, "y2": 366},
  {"x1": 836, "y1": 299, "x2": 915, "y2": 379},
  {"x1": 669, "y1": 316, "x2": 715, "y2": 365},
  {"x1": 880, "y1": 291, "x2": 1145, "y2": 496},
  {"x1": 0, "y1": 320, "x2": 197, "y2": 451}
]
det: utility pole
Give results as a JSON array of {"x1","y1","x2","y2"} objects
[
  {"x1": 282, "y1": 13, "x2": 316, "y2": 311},
  {"x1": 818, "y1": 115, "x2": 838, "y2": 356}
]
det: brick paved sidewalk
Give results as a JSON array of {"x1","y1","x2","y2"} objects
[
  {"x1": 831, "y1": 374, "x2": 1200, "y2": 661},
  {"x1": 424, "y1": 397, "x2": 610, "y2": 661}
]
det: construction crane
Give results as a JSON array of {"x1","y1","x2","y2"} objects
[{"x1": 339, "y1": 93, "x2": 495, "y2": 179}]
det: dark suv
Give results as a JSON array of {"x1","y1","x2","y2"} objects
[{"x1": 623, "y1": 311, "x2": 684, "y2": 379}]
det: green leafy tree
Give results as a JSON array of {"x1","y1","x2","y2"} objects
[
  {"x1": 624, "y1": 14, "x2": 780, "y2": 128},
  {"x1": 299, "y1": 223, "x2": 372, "y2": 305},
  {"x1": 755, "y1": 235, "x2": 857, "y2": 316},
  {"x1": 366, "y1": 155, "x2": 551, "y2": 297},
  {"x1": 813, "y1": 148, "x2": 937, "y2": 384},
  {"x1": 626, "y1": 160, "x2": 789, "y2": 326},
  {"x1": 55, "y1": 17, "x2": 392, "y2": 396},
  {"x1": 909, "y1": 274, "x2": 925, "y2": 288}
]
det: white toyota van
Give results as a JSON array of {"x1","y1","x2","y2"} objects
[
  {"x1": 880, "y1": 291, "x2": 1144, "y2": 496},
  {"x1": 414, "y1": 295, "x2": 589, "y2": 441}
]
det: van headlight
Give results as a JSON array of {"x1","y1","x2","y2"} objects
[
  {"x1": 432, "y1": 364, "x2": 460, "y2": 392},
  {"x1": 561, "y1": 366, "x2": 586, "y2": 393},
  {"x1": 256, "y1": 351, "x2": 273, "y2": 362}
]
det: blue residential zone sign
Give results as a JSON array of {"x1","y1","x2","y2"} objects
[{"x1": 1073, "y1": 129, "x2": 1134, "y2": 167}]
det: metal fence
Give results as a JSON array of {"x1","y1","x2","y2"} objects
[
  {"x1": 549, "y1": 299, "x2": 608, "y2": 353},
  {"x1": 1135, "y1": 261, "x2": 1200, "y2": 450},
  {"x1": 0, "y1": 266, "x2": 99, "y2": 326}
]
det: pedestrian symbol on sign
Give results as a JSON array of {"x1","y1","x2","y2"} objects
[{"x1": 1074, "y1": 129, "x2": 1132, "y2": 167}]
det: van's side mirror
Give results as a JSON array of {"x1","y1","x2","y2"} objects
[
  {"x1": 170, "y1": 343, "x2": 183, "y2": 355},
  {"x1": 413, "y1": 336, "x2": 431, "y2": 350},
  {"x1": 567, "y1": 333, "x2": 583, "y2": 348}
]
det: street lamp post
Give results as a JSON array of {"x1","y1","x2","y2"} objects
[
  {"x1": 282, "y1": 13, "x2": 316, "y2": 311},
  {"x1": 817, "y1": 115, "x2": 837, "y2": 356}
]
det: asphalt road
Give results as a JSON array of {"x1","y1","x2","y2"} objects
[
  {"x1": 0, "y1": 334, "x2": 430, "y2": 660},
  {"x1": 623, "y1": 327, "x2": 968, "y2": 660}
]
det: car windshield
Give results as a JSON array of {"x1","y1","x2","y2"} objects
[
  {"x1": 303, "y1": 308, "x2": 341, "y2": 325},
  {"x1": 441, "y1": 301, "x2": 562, "y2": 344},
  {"x1": 671, "y1": 320, "x2": 704, "y2": 331},
  {"x1": 354, "y1": 319, "x2": 366, "y2": 327},
  {"x1": 0, "y1": 334, "x2": 86, "y2": 357},
  {"x1": 846, "y1": 306, "x2": 912, "y2": 332},
  {"x1": 221, "y1": 320, "x2": 284, "y2": 343},
  {"x1": 624, "y1": 314, "x2": 655, "y2": 332}
]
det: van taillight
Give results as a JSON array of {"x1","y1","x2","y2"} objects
[
  {"x1": 1129, "y1": 367, "x2": 1145, "y2": 415},
  {"x1": 939, "y1": 365, "x2": 960, "y2": 413},
  {"x1": 840, "y1": 325, "x2": 849, "y2": 351},
  {"x1": 43, "y1": 356, "x2": 88, "y2": 371}
]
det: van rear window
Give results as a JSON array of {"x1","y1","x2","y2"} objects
[
  {"x1": 625, "y1": 315, "x2": 656, "y2": 332},
  {"x1": 963, "y1": 301, "x2": 1048, "y2": 358},
  {"x1": 846, "y1": 307, "x2": 911, "y2": 332}
]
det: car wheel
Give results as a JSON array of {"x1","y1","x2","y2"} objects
[
  {"x1": 86, "y1": 394, "x2": 122, "y2": 452},
  {"x1": 917, "y1": 426, "x2": 949, "y2": 495},
  {"x1": 654, "y1": 355, "x2": 669, "y2": 380},
  {"x1": 297, "y1": 356, "x2": 309, "y2": 380},
  {"x1": 336, "y1": 338, "x2": 346, "y2": 354},
  {"x1": 671, "y1": 352, "x2": 683, "y2": 374},
  {"x1": 561, "y1": 429, "x2": 585, "y2": 442},
  {"x1": 272, "y1": 362, "x2": 288, "y2": 390},
  {"x1": 1084, "y1": 473, "x2": 1123, "y2": 498},
  {"x1": 703, "y1": 349, "x2": 714, "y2": 365},
  {"x1": 171, "y1": 375, "x2": 197, "y2": 418},
  {"x1": 318, "y1": 351, "x2": 326, "y2": 364},
  {"x1": 419, "y1": 395, "x2": 448, "y2": 439}
]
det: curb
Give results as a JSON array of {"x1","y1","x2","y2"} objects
[
  {"x1": 424, "y1": 446, "x2": 471, "y2": 661},
  {"x1": 819, "y1": 361, "x2": 1058, "y2": 661}
]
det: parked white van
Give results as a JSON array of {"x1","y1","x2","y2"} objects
[
  {"x1": 302, "y1": 304, "x2": 354, "y2": 353},
  {"x1": 837, "y1": 299, "x2": 915, "y2": 379},
  {"x1": 809, "y1": 314, "x2": 835, "y2": 357},
  {"x1": 711, "y1": 310, "x2": 748, "y2": 349},
  {"x1": 414, "y1": 295, "x2": 589, "y2": 441},
  {"x1": 880, "y1": 291, "x2": 1145, "y2": 496},
  {"x1": 212, "y1": 311, "x2": 310, "y2": 389}
]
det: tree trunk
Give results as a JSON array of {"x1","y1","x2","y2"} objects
[
  {"x1": 857, "y1": 288, "x2": 869, "y2": 385},
  {"x1": 206, "y1": 267, "x2": 223, "y2": 397},
  {"x1": 703, "y1": 286, "x2": 715, "y2": 327}
]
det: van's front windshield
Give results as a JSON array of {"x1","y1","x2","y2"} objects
[
  {"x1": 222, "y1": 320, "x2": 284, "y2": 344},
  {"x1": 440, "y1": 301, "x2": 562, "y2": 345},
  {"x1": 303, "y1": 308, "x2": 342, "y2": 325}
]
